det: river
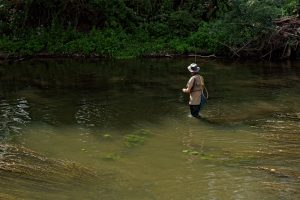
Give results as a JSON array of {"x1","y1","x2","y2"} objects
[{"x1": 0, "y1": 58, "x2": 299, "y2": 199}]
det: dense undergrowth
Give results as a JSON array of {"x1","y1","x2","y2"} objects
[{"x1": 0, "y1": 0, "x2": 296, "y2": 58}]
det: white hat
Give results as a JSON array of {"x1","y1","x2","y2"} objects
[{"x1": 187, "y1": 63, "x2": 200, "y2": 73}]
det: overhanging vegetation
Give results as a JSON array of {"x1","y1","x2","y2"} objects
[{"x1": 0, "y1": 0, "x2": 298, "y2": 59}]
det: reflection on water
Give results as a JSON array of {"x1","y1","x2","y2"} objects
[{"x1": 0, "y1": 59, "x2": 299, "y2": 199}]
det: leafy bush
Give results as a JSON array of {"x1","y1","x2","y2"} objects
[
  {"x1": 0, "y1": 37, "x2": 21, "y2": 53},
  {"x1": 168, "y1": 10, "x2": 198, "y2": 37},
  {"x1": 168, "y1": 38, "x2": 191, "y2": 53},
  {"x1": 188, "y1": 22, "x2": 225, "y2": 54},
  {"x1": 0, "y1": 0, "x2": 296, "y2": 58},
  {"x1": 282, "y1": 0, "x2": 297, "y2": 15},
  {"x1": 145, "y1": 22, "x2": 170, "y2": 38}
]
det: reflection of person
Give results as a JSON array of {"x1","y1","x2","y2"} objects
[{"x1": 182, "y1": 63, "x2": 205, "y2": 118}]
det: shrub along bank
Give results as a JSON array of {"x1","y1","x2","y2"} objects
[{"x1": 0, "y1": 0, "x2": 297, "y2": 59}]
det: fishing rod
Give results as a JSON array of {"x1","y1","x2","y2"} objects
[{"x1": 194, "y1": 42, "x2": 209, "y2": 100}]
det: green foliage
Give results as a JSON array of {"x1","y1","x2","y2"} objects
[
  {"x1": 188, "y1": 22, "x2": 225, "y2": 53},
  {"x1": 188, "y1": 0, "x2": 283, "y2": 54},
  {"x1": 0, "y1": 37, "x2": 21, "y2": 53},
  {"x1": 168, "y1": 10, "x2": 199, "y2": 37},
  {"x1": 282, "y1": 0, "x2": 297, "y2": 15},
  {"x1": 0, "y1": 1, "x2": 24, "y2": 36},
  {"x1": 144, "y1": 22, "x2": 169, "y2": 38},
  {"x1": 228, "y1": 0, "x2": 282, "y2": 28},
  {"x1": 169, "y1": 38, "x2": 191, "y2": 53},
  {"x1": 46, "y1": 26, "x2": 82, "y2": 53},
  {"x1": 92, "y1": 29, "x2": 127, "y2": 56},
  {"x1": 0, "y1": 0, "x2": 296, "y2": 57}
]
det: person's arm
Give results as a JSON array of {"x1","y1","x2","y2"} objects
[{"x1": 182, "y1": 77, "x2": 194, "y2": 93}]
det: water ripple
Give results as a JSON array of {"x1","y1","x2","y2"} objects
[
  {"x1": 75, "y1": 99, "x2": 114, "y2": 130},
  {"x1": 0, "y1": 98, "x2": 31, "y2": 140}
]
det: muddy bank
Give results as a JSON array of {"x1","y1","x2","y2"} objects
[{"x1": 0, "y1": 52, "x2": 225, "y2": 65}]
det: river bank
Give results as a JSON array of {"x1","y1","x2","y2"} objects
[
  {"x1": 2, "y1": 15, "x2": 300, "y2": 64},
  {"x1": 1, "y1": 51, "x2": 299, "y2": 66},
  {"x1": 1, "y1": 1, "x2": 298, "y2": 64},
  {"x1": 0, "y1": 52, "x2": 223, "y2": 65}
]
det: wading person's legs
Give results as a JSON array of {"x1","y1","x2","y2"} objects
[{"x1": 190, "y1": 105, "x2": 201, "y2": 118}]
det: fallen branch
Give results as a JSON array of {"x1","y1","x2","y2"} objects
[{"x1": 188, "y1": 54, "x2": 217, "y2": 58}]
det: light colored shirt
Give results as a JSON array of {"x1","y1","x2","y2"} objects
[{"x1": 186, "y1": 75, "x2": 204, "y2": 105}]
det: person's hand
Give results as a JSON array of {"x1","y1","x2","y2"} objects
[{"x1": 182, "y1": 88, "x2": 186, "y2": 93}]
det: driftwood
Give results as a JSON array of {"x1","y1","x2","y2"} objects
[{"x1": 188, "y1": 54, "x2": 218, "y2": 58}]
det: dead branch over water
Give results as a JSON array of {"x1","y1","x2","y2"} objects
[{"x1": 241, "y1": 16, "x2": 300, "y2": 60}]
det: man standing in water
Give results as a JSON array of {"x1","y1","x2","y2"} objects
[{"x1": 182, "y1": 63, "x2": 206, "y2": 118}]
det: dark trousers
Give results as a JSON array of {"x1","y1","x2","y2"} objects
[{"x1": 190, "y1": 105, "x2": 201, "y2": 117}]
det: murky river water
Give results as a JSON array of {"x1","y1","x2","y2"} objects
[{"x1": 0, "y1": 59, "x2": 299, "y2": 199}]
